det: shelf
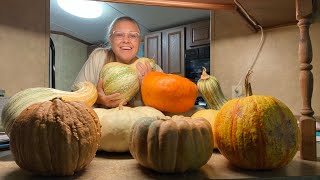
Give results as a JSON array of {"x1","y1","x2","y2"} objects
[{"x1": 0, "y1": 150, "x2": 319, "y2": 179}]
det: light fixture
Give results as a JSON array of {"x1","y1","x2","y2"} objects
[{"x1": 57, "y1": 0, "x2": 103, "y2": 19}]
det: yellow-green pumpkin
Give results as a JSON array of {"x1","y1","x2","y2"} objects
[
  {"x1": 100, "y1": 57, "x2": 155, "y2": 103},
  {"x1": 191, "y1": 109, "x2": 219, "y2": 149},
  {"x1": 214, "y1": 94, "x2": 300, "y2": 170}
]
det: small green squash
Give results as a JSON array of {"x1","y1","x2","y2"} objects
[{"x1": 197, "y1": 67, "x2": 227, "y2": 110}]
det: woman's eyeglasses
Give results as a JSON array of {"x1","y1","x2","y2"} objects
[{"x1": 112, "y1": 31, "x2": 140, "y2": 41}]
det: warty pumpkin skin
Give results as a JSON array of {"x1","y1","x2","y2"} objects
[
  {"x1": 1, "y1": 81, "x2": 97, "y2": 135},
  {"x1": 129, "y1": 115, "x2": 213, "y2": 173},
  {"x1": 214, "y1": 95, "x2": 300, "y2": 170},
  {"x1": 141, "y1": 72, "x2": 198, "y2": 113},
  {"x1": 94, "y1": 105, "x2": 165, "y2": 152},
  {"x1": 10, "y1": 98, "x2": 101, "y2": 176},
  {"x1": 100, "y1": 57, "x2": 156, "y2": 103}
]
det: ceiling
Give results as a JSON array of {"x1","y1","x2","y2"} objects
[
  {"x1": 50, "y1": 0, "x2": 318, "y2": 45},
  {"x1": 50, "y1": 0, "x2": 210, "y2": 44}
]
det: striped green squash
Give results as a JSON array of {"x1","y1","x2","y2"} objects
[
  {"x1": 1, "y1": 82, "x2": 97, "y2": 135},
  {"x1": 100, "y1": 57, "x2": 155, "y2": 103},
  {"x1": 197, "y1": 67, "x2": 227, "y2": 110}
]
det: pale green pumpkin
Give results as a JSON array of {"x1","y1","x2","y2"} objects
[
  {"x1": 1, "y1": 82, "x2": 97, "y2": 135},
  {"x1": 100, "y1": 57, "x2": 155, "y2": 103}
]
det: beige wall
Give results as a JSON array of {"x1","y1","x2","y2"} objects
[
  {"x1": 51, "y1": 34, "x2": 88, "y2": 91},
  {"x1": 0, "y1": 0, "x2": 50, "y2": 96},
  {"x1": 211, "y1": 13, "x2": 320, "y2": 116}
]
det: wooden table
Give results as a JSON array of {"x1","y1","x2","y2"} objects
[{"x1": 0, "y1": 149, "x2": 319, "y2": 179}]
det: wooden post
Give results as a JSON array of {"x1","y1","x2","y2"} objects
[{"x1": 296, "y1": 0, "x2": 317, "y2": 161}]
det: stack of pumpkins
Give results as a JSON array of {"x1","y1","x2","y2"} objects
[{"x1": 1, "y1": 58, "x2": 300, "y2": 176}]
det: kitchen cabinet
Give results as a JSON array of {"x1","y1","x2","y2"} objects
[
  {"x1": 186, "y1": 20, "x2": 210, "y2": 49},
  {"x1": 144, "y1": 26, "x2": 185, "y2": 76},
  {"x1": 162, "y1": 26, "x2": 185, "y2": 76},
  {"x1": 144, "y1": 32, "x2": 162, "y2": 67}
]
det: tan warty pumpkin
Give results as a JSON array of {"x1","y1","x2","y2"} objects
[
  {"x1": 191, "y1": 109, "x2": 219, "y2": 149},
  {"x1": 1, "y1": 81, "x2": 97, "y2": 135},
  {"x1": 129, "y1": 115, "x2": 213, "y2": 173},
  {"x1": 100, "y1": 57, "x2": 156, "y2": 103},
  {"x1": 94, "y1": 104, "x2": 165, "y2": 152},
  {"x1": 10, "y1": 98, "x2": 101, "y2": 176},
  {"x1": 214, "y1": 71, "x2": 300, "y2": 170}
]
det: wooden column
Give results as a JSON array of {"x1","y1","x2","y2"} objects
[{"x1": 296, "y1": 0, "x2": 317, "y2": 161}]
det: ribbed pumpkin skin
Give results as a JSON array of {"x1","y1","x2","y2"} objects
[
  {"x1": 100, "y1": 58, "x2": 156, "y2": 103},
  {"x1": 1, "y1": 82, "x2": 97, "y2": 135},
  {"x1": 129, "y1": 115, "x2": 213, "y2": 173},
  {"x1": 191, "y1": 109, "x2": 219, "y2": 149},
  {"x1": 214, "y1": 95, "x2": 299, "y2": 170},
  {"x1": 141, "y1": 72, "x2": 198, "y2": 113},
  {"x1": 94, "y1": 106, "x2": 165, "y2": 152},
  {"x1": 10, "y1": 98, "x2": 101, "y2": 176}
]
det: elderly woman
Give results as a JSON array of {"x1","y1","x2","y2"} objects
[{"x1": 73, "y1": 16, "x2": 162, "y2": 108}]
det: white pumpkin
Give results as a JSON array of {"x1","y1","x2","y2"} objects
[{"x1": 94, "y1": 105, "x2": 165, "y2": 152}]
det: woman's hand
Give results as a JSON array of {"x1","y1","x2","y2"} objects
[
  {"x1": 96, "y1": 79, "x2": 126, "y2": 108},
  {"x1": 136, "y1": 61, "x2": 152, "y2": 84}
]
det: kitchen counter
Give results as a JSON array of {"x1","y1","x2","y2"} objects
[{"x1": 0, "y1": 149, "x2": 319, "y2": 179}]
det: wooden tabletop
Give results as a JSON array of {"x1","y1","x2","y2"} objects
[{"x1": 0, "y1": 149, "x2": 319, "y2": 179}]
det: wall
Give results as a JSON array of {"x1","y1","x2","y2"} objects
[
  {"x1": 211, "y1": 12, "x2": 320, "y2": 116},
  {"x1": 0, "y1": 0, "x2": 49, "y2": 96},
  {"x1": 51, "y1": 34, "x2": 88, "y2": 91}
]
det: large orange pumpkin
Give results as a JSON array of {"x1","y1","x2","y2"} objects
[{"x1": 141, "y1": 72, "x2": 198, "y2": 113}]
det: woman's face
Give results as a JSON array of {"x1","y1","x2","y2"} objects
[{"x1": 110, "y1": 20, "x2": 141, "y2": 64}]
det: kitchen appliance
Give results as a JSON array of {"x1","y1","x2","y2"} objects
[
  {"x1": 185, "y1": 46, "x2": 210, "y2": 107},
  {"x1": 185, "y1": 46, "x2": 210, "y2": 84}
]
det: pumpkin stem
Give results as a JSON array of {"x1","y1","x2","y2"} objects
[
  {"x1": 51, "y1": 97, "x2": 63, "y2": 102},
  {"x1": 118, "y1": 99, "x2": 127, "y2": 110},
  {"x1": 245, "y1": 70, "x2": 253, "y2": 96},
  {"x1": 200, "y1": 67, "x2": 210, "y2": 80}
]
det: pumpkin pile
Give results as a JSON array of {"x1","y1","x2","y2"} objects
[{"x1": 1, "y1": 57, "x2": 302, "y2": 176}]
